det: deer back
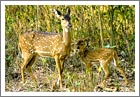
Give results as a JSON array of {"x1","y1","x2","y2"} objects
[{"x1": 19, "y1": 31, "x2": 63, "y2": 57}]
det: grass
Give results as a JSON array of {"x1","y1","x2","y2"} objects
[{"x1": 5, "y1": 55, "x2": 135, "y2": 92}]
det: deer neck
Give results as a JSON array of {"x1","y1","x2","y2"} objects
[{"x1": 62, "y1": 27, "x2": 71, "y2": 46}]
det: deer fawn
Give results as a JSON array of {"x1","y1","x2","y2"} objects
[
  {"x1": 18, "y1": 8, "x2": 71, "y2": 88},
  {"x1": 76, "y1": 39, "x2": 128, "y2": 86}
]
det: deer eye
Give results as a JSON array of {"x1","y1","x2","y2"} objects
[{"x1": 62, "y1": 18, "x2": 64, "y2": 20}]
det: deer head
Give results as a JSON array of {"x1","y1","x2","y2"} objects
[{"x1": 75, "y1": 39, "x2": 89, "y2": 56}]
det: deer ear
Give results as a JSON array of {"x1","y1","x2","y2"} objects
[
  {"x1": 54, "y1": 9, "x2": 61, "y2": 18},
  {"x1": 82, "y1": 38, "x2": 88, "y2": 46},
  {"x1": 77, "y1": 39, "x2": 83, "y2": 45},
  {"x1": 84, "y1": 38, "x2": 90, "y2": 43},
  {"x1": 77, "y1": 40, "x2": 81, "y2": 45},
  {"x1": 66, "y1": 8, "x2": 70, "y2": 15},
  {"x1": 84, "y1": 38, "x2": 87, "y2": 42}
]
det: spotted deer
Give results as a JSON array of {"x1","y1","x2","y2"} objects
[
  {"x1": 18, "y1": 8, "x2": 71, "y2": 88},
  {"x1": 76, "y1": 39, "x2": 128, "y2": 86}
]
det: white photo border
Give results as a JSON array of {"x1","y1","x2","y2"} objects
[{"x1": 1, "y1": 1, "x2": 139, "y2": 96}]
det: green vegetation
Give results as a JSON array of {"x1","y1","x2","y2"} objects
[{"x1": 5, "y1": 5, "x2": 135, "y2": 92}]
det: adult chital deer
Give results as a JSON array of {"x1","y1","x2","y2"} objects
[
  {"x1": 76, "y1": 39, "x2": 128, "y2": 86},
  {"x1": 18, "y1": 8, "x2": 71, "y2": 88}
]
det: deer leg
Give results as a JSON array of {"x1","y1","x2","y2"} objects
[
  {"x1": 101, "y1": 61, "x2": 109, "y2": 86},
  {"x1": 20, "y1": 53, "x2": 33, "y2": 83},
  {"x1": 113, "y1": 52, "x2": 128, "y2": 85},
  {"x1": 60, "y1": 59, "x2": 64, "y2": 73},
  {"x1": 55, "y1": 55, "x2": 63, "y2": 88},
  {"x1": 26, "y1": 56, "x2": 37, "y2": 83},
  {"x1": 113, "y1": 55, "x2": 128, "y2": 85},
  {"x1": 86, "y1": 62, "x2": 93, "y2": 80},
  {"x1": 86, "y1": 62, "x2": 92, "y2": 73},
  {"x1": 21, "y1": 63, "x2": 25, "y2": 83},
  {"x1": 115, "y1": 65, "x2": 128, "y2": 85}
]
